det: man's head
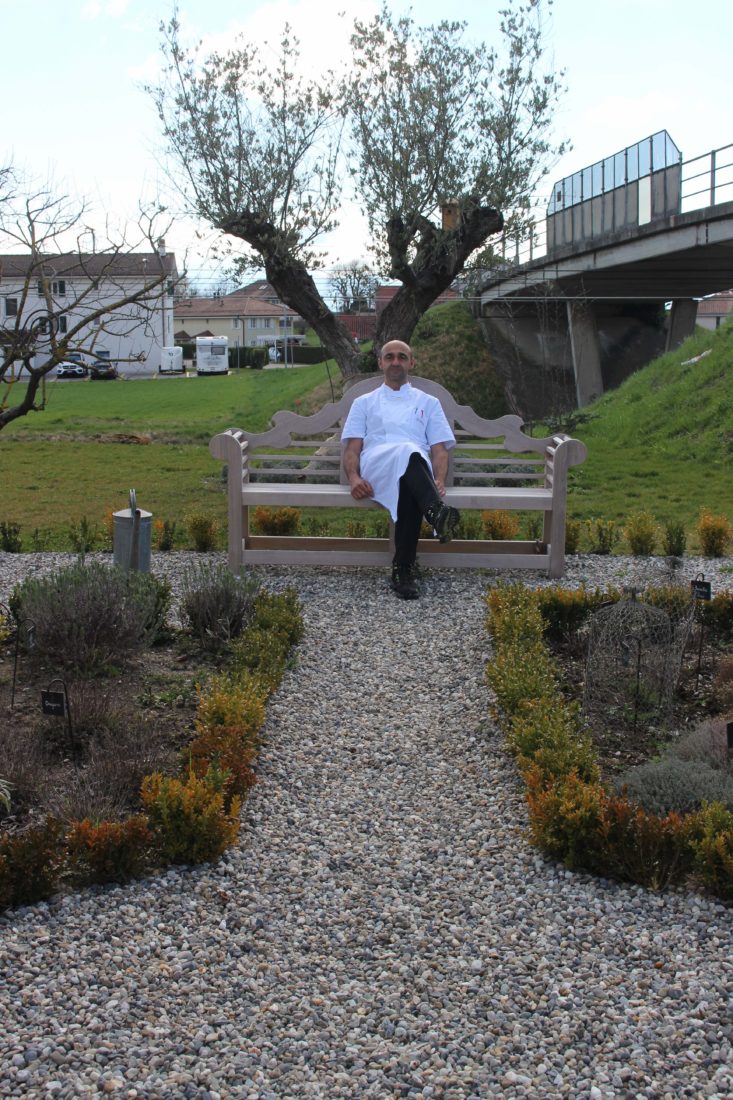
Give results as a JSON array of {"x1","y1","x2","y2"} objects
[{"x1": 378, "y1": 340, "x2": 415, "y2": 390}]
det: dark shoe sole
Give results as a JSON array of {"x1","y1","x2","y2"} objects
[{"x1": 437, "y1": 506, "x2": 460, "y2": 543}]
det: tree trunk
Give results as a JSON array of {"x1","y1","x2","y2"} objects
[
  {"x1": 221, "y1": 205, "x2": 502, "y2": 377},
  {"x1": 377, "y1": 205, "x2": 503, "y2": 350}
]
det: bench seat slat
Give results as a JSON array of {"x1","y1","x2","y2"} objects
[{"x1": 240, "y1": 483, "x2": 553, "y2": 510}]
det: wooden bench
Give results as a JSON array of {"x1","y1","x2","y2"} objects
[{"x1": 209, "y1": 376, "x2": 587, "y2": 578}]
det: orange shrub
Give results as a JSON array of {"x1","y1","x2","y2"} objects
[
  {"x1": 66, "y1": 816, "x2": 153, "y2": 885},
  {"x1": 481, "y1": 510, "x2": 520, "y2": 539}
]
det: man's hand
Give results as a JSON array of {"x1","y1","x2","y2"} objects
[
  {"x1": 433, "y1": 476, "x2": 446, "y2": 497},
  {"x1": 349, "y1": 475, "x2": 374, "y2": 500}
]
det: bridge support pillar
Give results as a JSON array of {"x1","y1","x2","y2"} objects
[
  {"x1": 566, "y1": 302, "x2": 604, "y2": 407},
  {"x1": 665, "y1": 299, "x2": 698, "y2": 352}
]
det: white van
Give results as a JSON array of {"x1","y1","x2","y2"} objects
[
  {"x1": 196, "y1": 337, "x2": 229, "y2": 375},
  {"x1": 160, "y1": 346, "x2": 184, "y2": 374}
]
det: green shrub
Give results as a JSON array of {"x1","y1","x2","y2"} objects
[
  {"x1": 179, "y1": 562, "x2": 259, "y2": 651},
  {"x1": 195, "y1": 671, "x2": 267, "y2": 739},
  {"x1": 68, "y1": 516, "x2": 99, "y2": 555},
  {"x1": 698, "y1": 590, "x2": 733, "y2": 635},
  {"x1": 12, "y1": 562, "x2": 167, "y2": 673},
  {"x1": 585, "y1": 518, "x2": 619, "y2": 555},
  {"x1": 624, "y1": 510, "x2": 658, "y2": 556},
  {"x1": 370, "y1": 513, "x2": 390, "y2": 539},
  {"x1": 140, "y1": 767, "x2": 241, "y2": 865},
  {"x1": 508, "y1": 696, "x2": 599, "y2": 784},
  {"x1": 565, "y1": 518, "x2": 582, "y2": 554},
  {"x1": 662, "y1": 520, "x2": 687, "y2": 557},
  {"x1": 251, "y1": 588, "x2": 305, "y2": 647},
  {"x1": 0, "y1": 521, "x2": 22, "y2": 552},
  {"x1": 345, "y1": 519, "x2": 366, "y2": 539},
  {"x1": 228, "y1": 628, "x2": 290, "y2": 694},
  {"x1": 457, "y1": 513, "x2": 483, "y2": 540},
  {"x1": 252, "y1": 506, "x2": 300, "y2": 536},
  {"x1": 303, "y1": 516, "x2": 330, "y2": 537},
  {"x1": 688, "y1": 801, "x2": 733, "y2": 899},
  {"x1": 697, "y1": 509, "x2": 732, "y2": 557},
  {"x1": 615, "y1": 758, "x2": 733, "y2": 816},
  {"x1": 0, "y1": 818, "x2": 64, "y2": 909},
  {"x1": 155, "y1": 519, "x2": 178, "y2": 552},
  {"x1": 535, "y1": 585, "x2": 602, "y2": 641},
  {"x1": 186, "y1": 512, "x2": 219, "y2": 551},
  {"x1": 66, "y1": 816, "x2": 153, "y2": 885},
  {"x1": 523, "y1": 514, "x2": 543, "y2": 541}
]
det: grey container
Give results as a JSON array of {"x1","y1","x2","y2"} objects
[{"x1": 113, "y1": 489, "x2": 152, "y2": 572}]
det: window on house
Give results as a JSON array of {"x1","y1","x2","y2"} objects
[
  {"x1": 4, "y1": 298, "x2": 18, "y2": 317},
  {"x1": 53, "y1": 280, "x2": 66, "y2": 296},
  {"x1": 57, "y1": 317, "x2": 67, "y2": 334},
  {"x1": 232, "y1": 318, "x2": 241, "y2": 329},
  {"x1": 249, "y1": 318, "x2": 257, "y2": 329},
  {"x1": 262, "y1": 318, "x2": 271, "y2": 329},
  {"x1": 278, "y1": 319, "x2": 291, "y2": 329}
]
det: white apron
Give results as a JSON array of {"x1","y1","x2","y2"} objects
[{"x1": 342, "y1": 384, "x2": 455, "y2": 520}]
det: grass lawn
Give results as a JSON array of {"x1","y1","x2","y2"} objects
[{"x1": 2, "y1": 318, "x2": 733, "y2": 554}]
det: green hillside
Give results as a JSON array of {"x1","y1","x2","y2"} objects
[{"x1": 564, "y1": 319, "x2": 733, "y2": 531}]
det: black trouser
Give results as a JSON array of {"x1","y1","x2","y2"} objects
[{"x1": 393, "y1": 452, "x2": 441, "y2": 566}]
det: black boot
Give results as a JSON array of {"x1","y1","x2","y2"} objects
[
  {"x1": 424, "y1": 502, "x2": 460, "y2": 543},
  {"x1": 390, "y1": 563, "x2": 419, "y2": 600}
]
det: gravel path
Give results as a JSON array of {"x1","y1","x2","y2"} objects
[{"x1": 1, "y1": 554, "x2": 732, "y2": 1099}]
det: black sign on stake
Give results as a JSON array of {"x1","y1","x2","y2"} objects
[
  {"x1": 690, "y1": 573, "x2": 712, "y2": 601},
  {"x1": 727, "y1": 721, "x2": 733, "y2": 756},
  {"x1": 41, "y1": 678, "x2": 76, "y2": 758}
]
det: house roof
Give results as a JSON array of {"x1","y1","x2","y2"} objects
[
  {"x1": 175, "y1": 294, "x2": 300, "y2": 320},
  {"x1": 228, "y1": 279, "x2": 280, "y2": 301},
  {"x1": 0, "y1": 251, "x2": 178, "y2": 280}
]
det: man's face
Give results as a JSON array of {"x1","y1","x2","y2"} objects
[{"x1": 378, "y1": 341, "x2": 414, "y2": 389}]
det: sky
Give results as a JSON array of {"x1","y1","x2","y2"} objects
[{"x1": 3, "y1": 0, "x2": 732, "y2": 296}]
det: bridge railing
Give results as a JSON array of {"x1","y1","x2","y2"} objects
[
  {"x1": 491, "y1": 141, "x2": 733, "y2": 275},
  {"x1": 680, "y1": 142, "x2": 733, "y2": 212}
]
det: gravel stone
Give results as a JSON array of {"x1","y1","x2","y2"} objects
[{"x1": 0, "y1": 551, "x2": 732, "y2": 1099}]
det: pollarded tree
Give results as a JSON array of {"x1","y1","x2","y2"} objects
[
  {"x1": 0, "y1": 168, "x2": 178, "y2": 431},
  {"x1": 152, "y1": 1, "x2": 565, "y2": 378}
]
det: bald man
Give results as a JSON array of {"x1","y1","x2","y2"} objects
[{"x1": 342, "y1": 340, "x2": 460, "y2": 599}]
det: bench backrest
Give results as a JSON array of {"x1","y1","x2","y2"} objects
[{"x1": 222, "y1": 377, "x2": 586, "y2": 489}]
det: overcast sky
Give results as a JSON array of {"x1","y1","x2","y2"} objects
[{"x1": 4, "y1": 0, "x2": 732, "y2": 292}]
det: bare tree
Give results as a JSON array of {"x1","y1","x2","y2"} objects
[
  {"x1": 0, "y1": 169, "x2": 178, "y2": 431},
  {"x1": 152, "y1": 1, "x2": 565, "y2": 378},
  {"x1": 328, "y1": 262, "x2": 378, "y2": 312}
]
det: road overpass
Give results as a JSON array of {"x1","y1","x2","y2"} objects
[{"x1": 478, "y1": 132, "x2": 733, "y2": 415}]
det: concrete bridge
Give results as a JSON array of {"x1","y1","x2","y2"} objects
[{"x1": 478, "y1": 131, "x2": 733, "y2": 417}]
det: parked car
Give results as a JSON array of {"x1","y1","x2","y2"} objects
[
  {"x1": 90, "y1": 361, "x2": 118, "y2": 380},
  {"x1": 56, "y1": 361, "x2": 88, "y2": 379}
]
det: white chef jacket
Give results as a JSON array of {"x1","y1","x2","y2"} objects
[{"x1": 341, "y1": 383, "x2": 456, "y2": 520}]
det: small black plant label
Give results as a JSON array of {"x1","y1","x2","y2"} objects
[
  {"x1": 41, "y1": 690, "x2": 66, "y2": 717},
  {"x1": 727, "y1": 721, "x2": 733, "y2": 752},
  {"x1": 690, "y1": 579, "x2": 712, "y2": 601}
]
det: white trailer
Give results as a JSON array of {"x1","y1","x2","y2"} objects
[
  {"x1": 196, "y1": 336, "x2": 229, "y2": 375},
  {"x1": 160, "y1": 346, "x2": 184, "y2": 374}
]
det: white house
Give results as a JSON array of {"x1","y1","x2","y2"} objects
[{"x1": 0, "y1": 240, "x2": 179, "y2": 376}]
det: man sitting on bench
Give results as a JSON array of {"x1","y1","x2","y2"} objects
[{"x1": 341, "y1": 339, "x2": 460, "y2": 600}]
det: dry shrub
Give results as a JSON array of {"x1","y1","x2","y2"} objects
[
  {"x1": 0, "y1": 726, "x2": 48, "y2": 817},
  {"x1": 697, "y1": 509, "x2": 732, "y2": 557},
  {"x1": 0, "y1": 818, "x2": 64, "y2": 909},
  {"x1": 42, "y1": 717, "x2": 177, "y2": 824},
  {"x1": 252, "y1": 506, "x2": 301, "y2": 535},
  {"x1": 669, "y1": 716, "x2": 733, "y2": 769},
  {"x1": 179, "y1": 561, "x2": 259, "y2": 651},
  {"x1": 481, "y1": 510, "x2": 520, "y2": 540},
  {"x1": 712, "y1": 657, "x2": 733, "y2": 711}
]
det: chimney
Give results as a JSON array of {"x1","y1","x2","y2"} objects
[
  {"x1": 157, "y1": 237, "x2": 166, "y2": 257},
  {"x1": 441, "y1": 200, "x2": 460, "y2": 231}
]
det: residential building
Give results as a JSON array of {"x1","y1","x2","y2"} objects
[
  {"x1": 0, "y1": 241, "x2": 178, "y2": 375},
  {"x1": 374, "y1": 284, "x2": 458, "y2": 317},
  {"x1": 174, "y1": 285, "x2": 303, "y2": 347},
  {"x1": 696, "y1": 291, "x2": 733, "y2": 331}
]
